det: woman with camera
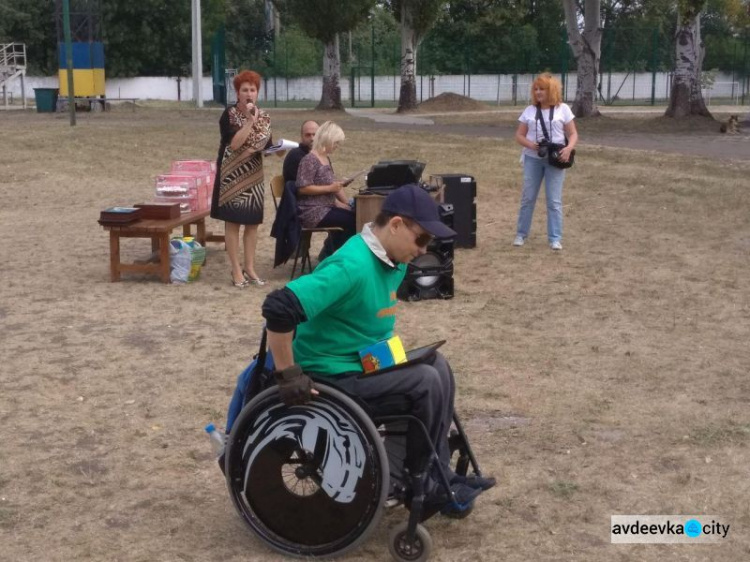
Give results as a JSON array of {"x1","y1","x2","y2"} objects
[{"x1": 512, "y1": 73, "x2": 578, "y2": 251}]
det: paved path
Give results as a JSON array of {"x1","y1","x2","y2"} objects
[{"x1": 346, "y1": 107, "x2": 750, "y2": 162}]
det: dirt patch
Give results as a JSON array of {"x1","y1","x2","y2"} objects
[{"x1": 418, "y1": 92, "x2": 490, "y2": 112}]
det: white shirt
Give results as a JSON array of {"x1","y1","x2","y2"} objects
[
  {"x1": 518, "y1": 103, "x2": 575, "y2": 159},
  {"x1": 361, "y1": 222, "x2": 396, "y2": 267}
]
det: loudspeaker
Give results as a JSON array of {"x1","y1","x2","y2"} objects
[
  {"x1": 366, "y1": 160, "x2": 426, "y2": 190},
  {"x1": 397, "y1": 204, "x2": 455, "y2": 301},
  {"x1": 430, "y1": 174, "x2": 476, "y2": 248}
]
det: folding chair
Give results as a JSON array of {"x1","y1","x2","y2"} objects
[
  {"x1": 290, "y1": 226, "x2": 343, "y2": 279},
  {"x1": 270, "y1": 175, "x2": 284, "y2": 211},
  {"x1": 270, "y1": 175, "x2": 342, "y2": 280}
]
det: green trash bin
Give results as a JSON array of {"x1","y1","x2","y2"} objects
[{"x1": 34, "y1": 88, "x2": 59, "y2": 113}]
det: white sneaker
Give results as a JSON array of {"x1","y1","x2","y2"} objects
[
  {"x1": 550, "y1": 241, "x2": 563, "y2": 251},
  {"x1": 513, "y1": 236, "x2": 525, "y2": 247}
]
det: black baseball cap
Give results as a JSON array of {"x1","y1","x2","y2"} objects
[{"x1": 382, "y1": 184, "x2": 456, "y2": 239}]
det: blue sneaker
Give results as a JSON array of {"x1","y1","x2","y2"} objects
[{"x1": 451, "y1": 474, "x2": 497, "y2": 491}]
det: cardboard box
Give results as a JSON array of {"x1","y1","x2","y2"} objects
[{"x1": 134, "y1": 202, "x2": 181, "y2": 220}]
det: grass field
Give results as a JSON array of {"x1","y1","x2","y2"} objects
[{"x1": 0, "y1": 106, "x2": 748, "y2": 561}]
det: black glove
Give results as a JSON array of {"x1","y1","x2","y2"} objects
[{"x1": 274, "y1": 364, "x2": 313, "y2": 406}]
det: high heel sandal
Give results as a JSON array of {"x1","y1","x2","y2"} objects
[
  {"x1": 243, "y1": 270, "x2": 266, "y2": 286},
  {"x1": 231, "y1": 275, "x2": 249, "y2": 288}
]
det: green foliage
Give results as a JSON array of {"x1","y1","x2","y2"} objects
[
  {"x1": 348, "y1": 7, "x2": 400, "y2": 74},
  {"x1": 0, "y1": 0, "x2": 747, "y2": 78},
  {"x1": 271, "y1": 26, "x2": 322, "y2": 77},
  {"x1": 277, "y1": 0, "x2": 376, "y2": 44},
  {"x1": 0, "y1": 0, "x2": 57, "y2": 74},
  {"x1": 224, "y1": 0, "x2": 273, "y2": 73},
  {"x1": 102, "y1": 0, "x2": 191, "y2": 76},
  {"x1": 423, "y1": 0, "x2": 564, "y2": 74},
  {"x1": 388, "y1": 0, "x2": 446, "y2": 38}
]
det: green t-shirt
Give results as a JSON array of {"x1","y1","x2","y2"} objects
[{"x1": 288, "y1": 234, "x2": 407, "y2": 376}]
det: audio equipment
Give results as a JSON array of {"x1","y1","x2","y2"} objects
[
  {"x1": 365, "y1": 160, "x2": 426, "y2": 192},
  {"x1": 397, "y1": 203, "x2": 455, "y2": 301},
  {"x1": 430, "y1": 174, "x2": 476, "y2": 248}
]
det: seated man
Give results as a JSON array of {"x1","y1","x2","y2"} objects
[
  {"x1": 282, "y1": 120, "x2": 319, "y2": 183},
  {"x1": 261, "y1": 184, "x2": 495, "y2": 513}
]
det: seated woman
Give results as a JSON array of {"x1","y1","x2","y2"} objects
[{"x1": 295, "y1": 121, "x2": 356, "y2": 260}]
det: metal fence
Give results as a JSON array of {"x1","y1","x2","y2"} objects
[{"x1": 231, "y1": 23, "x2": 750, "y2": 108}]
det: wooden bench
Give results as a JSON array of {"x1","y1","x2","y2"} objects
[{"x1": 101, "y1": 209, "x2": 225, "y2": 283}]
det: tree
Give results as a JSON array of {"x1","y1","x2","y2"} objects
[
  {"x1": 388, "y1": 0, "x2": 446, "y2": 112},
  {"x1": 562, "y1": 0, "x2": 602, "y2": 117},
  {"x1": 665, "y1": 0, "x2": 712, "y2": 117},
  {"x1": 275, "y1": 0, "x2": 375, "y2": 110},
  {"x1": 0, "y1": 0, "x2": 56, "y2": 75},
  {"x1": 224, "y1": 0, "x2": 274, "y2": 74},
  {"x1": 101, "y1": 0, "x2": 225, "y2": 77}
]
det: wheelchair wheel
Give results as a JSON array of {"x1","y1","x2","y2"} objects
[
  {"x1": 388, "y1": 522, "x2": 432, "y2": 562},
  {"x1": 225, "y1": 385, "x2": 389, "y2": 558}
]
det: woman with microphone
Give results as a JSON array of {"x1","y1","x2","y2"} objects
[{"x1": 211, "y1": 70, "x2": 273, "y2": 287}]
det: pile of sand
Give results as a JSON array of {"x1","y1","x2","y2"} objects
[{"x1": 418, "y1": 92, "x2": 490, "y2": 112}]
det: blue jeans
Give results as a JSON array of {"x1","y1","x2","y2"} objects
[{"x1": 515, "y1": 155, "x2": 566, "y2": 243}]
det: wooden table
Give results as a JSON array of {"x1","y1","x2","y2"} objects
[{"x1": 101, "y1": 209, "x2": 224, "y2": 283}]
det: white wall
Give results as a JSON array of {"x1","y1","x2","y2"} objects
[{"x1": 8, "y1": 71, "x2": 743, "y2": 104}]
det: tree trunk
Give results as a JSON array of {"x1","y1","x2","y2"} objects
[
  {"x1": 397, "y1": 6, "x2": 418, "y2": 113},
  {"x1": 317, "y1": 34, "x2": 343, "y2": 111},
  {"x1": 571, "y1": 28, "x2": 601, "y2": 117},
  {"x1": 665, "y1": 13, "x2": 712, "y2": 118},
  {"x1": 563, "y1": 0, "x2": 602, "y2": 118}
]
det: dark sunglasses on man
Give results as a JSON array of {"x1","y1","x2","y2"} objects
[{"x1": 404, "y1": 219, "x2": 434, "y2": 248}]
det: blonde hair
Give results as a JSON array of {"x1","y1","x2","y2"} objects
[
  {"x1": 531, "y1": 73, "x2": 563, "y2": 106},
  {"x1": 313, "y1": 121, "x2": 345, "y2": 152}
]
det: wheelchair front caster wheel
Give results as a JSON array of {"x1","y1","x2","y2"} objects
[{"x1": 388, "y1": 522, "x2": 432, "y2": 562}]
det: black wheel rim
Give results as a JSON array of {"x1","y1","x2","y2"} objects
[
  {"x1": 395, "y1": 531, "x2": 424, "y2": 561},
  {"x1": 227, "y1": 388, "x2": 386, "y2": 557}
]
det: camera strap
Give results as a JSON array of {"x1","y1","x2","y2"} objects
[{"x1": 536, "y1": 104, "x2": 555, "y2": 143}]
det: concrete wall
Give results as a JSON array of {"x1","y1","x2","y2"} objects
[{"x1": 8, "y1": 71, "x2": 744, "y2": 104}]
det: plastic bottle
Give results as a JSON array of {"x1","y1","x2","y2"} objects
[{"x1": 204, "y1": 423, "x2": 225, "y2": 458}]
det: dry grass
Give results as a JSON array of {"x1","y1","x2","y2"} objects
[{"x1": 0, "y1": 106, "x2": 749, "y2": 561}]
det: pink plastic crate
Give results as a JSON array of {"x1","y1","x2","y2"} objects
[
  {"x1": 155, "y1": 174, "x2": 203, "y2": 197},
  {"x1": 154, "y1": 193, "x2": 199, "y2": 214},
  {"x1": 171, "y1": 160, "x2": 213, "y2": 174}
]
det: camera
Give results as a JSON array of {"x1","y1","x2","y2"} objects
[{"x1": 537, "y1": 139, "x2": 550, "y2": 158}]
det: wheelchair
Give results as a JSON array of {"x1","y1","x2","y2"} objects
[{"x1": 223, "y1": 346, "x2": 489, "y2": 561}]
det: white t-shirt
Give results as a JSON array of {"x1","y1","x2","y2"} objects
[{"x1": 518, "y1": 103, "x2": 575, "y2": 159}]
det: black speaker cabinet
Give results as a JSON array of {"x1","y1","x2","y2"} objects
[
  {"x1": 430, "y1": 174, "x2": 476, "y2": 248},
  {"x1": 398, "y1": 237, "x2": 455, "y2": 301}
]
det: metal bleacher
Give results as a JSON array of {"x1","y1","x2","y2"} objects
[{"x1": 1, "y1": 43, "x2": 27, "y2": 109}]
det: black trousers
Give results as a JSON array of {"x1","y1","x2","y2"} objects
[
  {"x1": 316, "y1": 207, "x2": 356, "y2": 256},
  {"x1": 322, "y1": 352, "x2": 455, "y2": 477}
]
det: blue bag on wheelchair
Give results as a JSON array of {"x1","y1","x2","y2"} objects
[{"x1": 225, "y1": 330, "x2": 275, "y2": 433}]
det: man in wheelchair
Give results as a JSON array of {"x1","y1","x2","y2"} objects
[{"x1": 259, "y1": 183, "x2": 495, "y2": 517}]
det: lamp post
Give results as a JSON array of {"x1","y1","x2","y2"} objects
[
  {"x1": 191, "y1": 0, "x2": 203, "y2": 107},
  {"x1": 62, "y1": 0, "x2": 76, "y2": 126}
]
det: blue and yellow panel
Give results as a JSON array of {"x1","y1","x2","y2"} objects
[
  {"x1": 58, "y1": 42, "x2": 105, "y2": 96},
  {"x1": 358, "y1": 336, "x2": 407, "y2": 374},
  {"x1": 58, "y1": 69, "x2": 106, "y2": 96}
]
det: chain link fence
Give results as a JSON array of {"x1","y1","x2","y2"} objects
[{"x1": 230, "y1": 23, "x2": 750, "y2": 108}]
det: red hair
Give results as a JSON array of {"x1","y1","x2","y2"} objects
[
  {"x1": 531, "y1": 73, "x2": 563, "y2": 106},
  {"x1": 233, "y1": 70, "x2": 262, "y2": 94}
]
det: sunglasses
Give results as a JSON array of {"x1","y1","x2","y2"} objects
[{"x1": 404, "y1": 221, "x2": 434, "y2": 248}]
